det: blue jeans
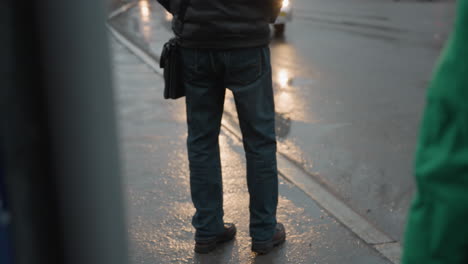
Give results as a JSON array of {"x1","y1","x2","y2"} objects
[{"x1": 181, "y1": 46, "x2": 278, "y2": 242}]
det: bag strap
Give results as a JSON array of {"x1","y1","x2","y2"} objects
[
  {"x1": 174, "y1": 0, "x2": 191, "y2": 36},
  {"x1": 177, "y1": 0, "x2": 191, "y2": 23}
]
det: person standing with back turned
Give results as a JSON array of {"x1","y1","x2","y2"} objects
[{"x1": 157, "y1": 0, "x2": 286, "y2": 255}]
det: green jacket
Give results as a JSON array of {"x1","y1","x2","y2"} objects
[{"x1": 402, "y1": 0, "x2": 468, "y2": 263}]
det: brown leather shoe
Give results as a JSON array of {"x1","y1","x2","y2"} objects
[
  {"x1": 194, "y1": 223, "x2": 237, "y2": 254},
  {"x1": 251, "y1": 223, "x2": 286, "y2": 254}
]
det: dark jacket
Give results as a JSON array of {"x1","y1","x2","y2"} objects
[{"x1": 157, "y1": 0, "x2": 282, "y2": 49}]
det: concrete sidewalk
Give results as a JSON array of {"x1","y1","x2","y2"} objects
[{"x1": 109, "y1": 17, "x2": 393, "y2": 264}]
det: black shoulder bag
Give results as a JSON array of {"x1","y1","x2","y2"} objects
[{"x1": 159, "y1": 0, "x2": 190, "y2": 100}]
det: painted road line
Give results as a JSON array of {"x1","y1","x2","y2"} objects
[
  {"x1": 376, "y1": 242, "x2": 402, "y2": 264},
  {"x1": 108, "y1": 1, "x2": 138, "y2": 20},
  {"x1": 107, "y1": 24, "x2": 163, "y2": 76}
]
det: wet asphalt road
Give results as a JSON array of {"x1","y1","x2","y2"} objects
[
  {"x1": 109, "y1": 0, "x2": 455, "y2": 262},
  {"x1": 267, "y1": 0, "x2": 455, "y2": 240}
]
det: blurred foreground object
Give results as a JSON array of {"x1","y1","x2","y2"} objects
[
  {"x1": 0, "y1": 1, "x2": 129, "y2": 264},
  {"x1": 402, "y1": 0, "x2": 468, "y2": 263}
]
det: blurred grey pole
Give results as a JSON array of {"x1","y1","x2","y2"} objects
[{"x1": 0, "y1": 0, "x2": 129, "y2": 264}]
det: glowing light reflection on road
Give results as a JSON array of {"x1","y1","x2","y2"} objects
[
  {"x1": 139, "y1": 0, "x2": 150, "y2": 22},
  {"x1": 165, "y1": 11, "x2": 173, "y2": 21},
  {"x1": 278, "y1": 69, "x2": 291, "y2": 88}
]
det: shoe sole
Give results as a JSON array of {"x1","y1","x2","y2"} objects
[
  {"x1": 194, "y1": 230, "x2": 237, "y2": 254},
  {"x1": 251, "y1": 236, "x2": 286, "y2": 255}
]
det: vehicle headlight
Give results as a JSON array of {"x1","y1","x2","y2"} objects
[{"x1": 282, "y1": 0, "x2": 290, "y2": 8}]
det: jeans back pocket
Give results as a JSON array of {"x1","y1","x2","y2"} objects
[{"x1": 226, "y1": 47, "x2": 263, "y2": 86}]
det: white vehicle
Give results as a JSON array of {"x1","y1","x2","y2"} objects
[{"x1": 274, "y1": 0, "x2": 292, "y2": 35}]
